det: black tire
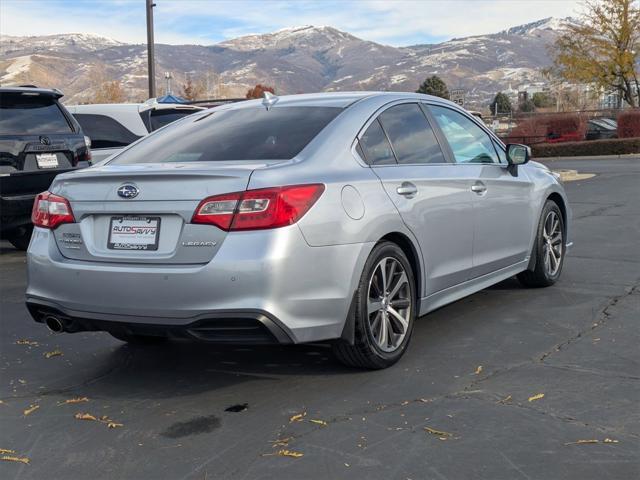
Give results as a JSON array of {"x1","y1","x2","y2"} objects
[
  {"x1": 517, "y1": 200, "x2": 565, "y2": 288},
  {"x1": 333, "y1": 241, "x2": 417, "y2": 369},
  {"x1": 7, "y1": 226, "x2": 33, "y2": 251},
  {"x1": 109, "y1": 331, "x2": 168, "y2": 345}
]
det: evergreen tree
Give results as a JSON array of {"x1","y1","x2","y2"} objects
[
  {"x1": 489, "y1": 92, "x2": 512, "y2": 114},
  {"x1": 416, "y1": 75, "x2": 450, "y2": 99}
]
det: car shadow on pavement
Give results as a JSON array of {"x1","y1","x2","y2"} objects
[{"x1": 68, "y1": 339, "x2": 356, "y2": 400}]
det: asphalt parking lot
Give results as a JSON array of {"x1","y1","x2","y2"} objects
[{"x1": 1, "y1": 157, "x2": 638, "y2": 480}]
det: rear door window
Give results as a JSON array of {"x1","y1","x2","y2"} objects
[
  {"x1": 110, "y1": 106, "x2": 342, "y2": 164},
  {"x1": 0, "y1": 93, "x2": 73, "y2": 135},
  {"x1": 73, "y1": 113, "x2": 140, "y2": 148},
  {"x1": 359, "y1": 119, "x2": 396, "y2": 165},
  {"x1": 149, "y1": 108, "x2": 199, "y2": 131},
  {"x1": 378, "y1": 104, "x2": 446, "y2": 164}
]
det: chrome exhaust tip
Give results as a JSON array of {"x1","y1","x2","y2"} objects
[{"x1": 44, "y1": 315, "x2": 64, "y2": 333}]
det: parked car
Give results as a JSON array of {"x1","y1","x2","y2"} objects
[
  {"x1": 66, "y1": 101, "x2": 204, "y2": 163},
  {"x1": 25, "y1": 92, "x2": 571, "y2": 369},
  {"x1": 0, "y1": 86, "x2": 90, "y2": 250},
  {"x1": 585, "y1": 118, "x2": 617, "y2": 140}
]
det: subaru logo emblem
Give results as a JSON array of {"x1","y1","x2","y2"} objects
[
  {"x1": 39, "y1": 136, "x2": 51, "y2": 145},
  {"x1": 117, "y1": 184, "x2": 139, "y2": 199}
]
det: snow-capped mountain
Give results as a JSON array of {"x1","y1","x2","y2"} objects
[{"x1": 0, "y1": 18, "x2": 571, "y2": 107}]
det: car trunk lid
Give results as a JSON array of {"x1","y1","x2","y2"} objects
[{"x1": 51, "y1": 162, "x2": 271, "y2": 264}]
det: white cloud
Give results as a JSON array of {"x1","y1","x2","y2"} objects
[{"x1": 0, "y1": 0, "x2": 586, "y2": 46}]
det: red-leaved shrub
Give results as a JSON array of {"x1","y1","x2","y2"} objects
[
  {"x1": 617, "y1": 109, "x2": 640, "y2": 138},
  {"x1": 507, "y1": 113, "x2": 587, "y2": 145}
]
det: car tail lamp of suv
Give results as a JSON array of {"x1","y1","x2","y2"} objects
[
  {"x1": 32, "y1": 192, "x2": 75, "y2": 229},
  {"x1": 192, "y1": 184, "x2": 325, "y2": 231}
]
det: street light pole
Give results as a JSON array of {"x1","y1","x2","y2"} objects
[{"x1": 146, "y1": 0, "x2": 156, "y2": 98}]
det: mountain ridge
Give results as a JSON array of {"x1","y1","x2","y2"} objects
[{"x1": 0, "y1": 18, "x2": 571, "y2": 107}]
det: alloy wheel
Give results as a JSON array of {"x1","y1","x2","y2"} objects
[
  {"x1": 542, "y1": 211, "x2": 563, "y2": 277},
  {"x1": 367, "y1": 257, "x2": 411, "y2": 352}
]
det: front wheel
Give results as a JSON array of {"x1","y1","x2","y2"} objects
[
  {"x1": 333, "y1": 242, "x2": 416, "y2": 369},
  {"x1": 518, "y1": 200, "x2": 565, "y2": 288}
]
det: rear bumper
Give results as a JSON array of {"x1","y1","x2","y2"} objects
[
  {"x1": 0, "y1": 169, "x2": 76, "y2": 234},
  {"x1": 26, "y1": 225, "x2": 372, "y2": 343},
  {"x1": 26, "y1": 299, "x2": 293, "y2": 344}
]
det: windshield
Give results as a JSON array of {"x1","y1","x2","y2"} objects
[
  {"x1": 0, "y1": 92, "x2": 73, "y2": 135},
  {"x1": 110, "y1": 106, "x2": 342, "y2": 164}
]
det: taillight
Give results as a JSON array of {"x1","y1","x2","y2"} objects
[
  {"x1": 192, "y1": 184, "x2": 325, "y2": 231},
  {"x1": 31, "y1": 191, "x2": 75, "y2": 229}
]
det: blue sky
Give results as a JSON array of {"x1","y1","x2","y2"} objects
[{"x1": 1, "y1": 0, "x2": 583, "y2": 46}]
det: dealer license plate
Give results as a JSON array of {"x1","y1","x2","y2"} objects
[
  {"x1": 108, "y1": 216, "x2": 161, "y2": 251},
  {"x1": 36, "y1": 153, "x2": 59, "y2": 169}
]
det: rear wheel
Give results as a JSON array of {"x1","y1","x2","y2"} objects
[
  {"x1": 7, "y1": 226, "x2": 33, "y2": 251},
  {"x1": 109, "y1": 331, "x2": 167, "y2": 345},
  {"x1": 517, "y1": 200, "x2": 565, "y2": 288},
  {"x1": 333, "y1": 242, "x2": 416, "y2": 369}
]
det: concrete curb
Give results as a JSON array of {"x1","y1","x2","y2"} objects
[{"x1": 552, "y1": 169, "x2": 596, "y2": 182}]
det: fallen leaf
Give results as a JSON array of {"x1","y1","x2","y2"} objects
[
  {"x1": 16, "y1": 339, "x2": 39, "y2": 346},
  {"x1": 424, "y1": 426, "x2": 453, "y2": 438},
  {"x1": 271, "y1": 437, "x2": 291, "y2": 447},
  {"x1": 309, "y1": 419, "x2": 327, "y2": 426},
  {"x1": 528, "y1": 393, "x2": 545, "y2": 402},
  {"x1": 474, "y1": 365, "x2": 483, "y2": 375},
  {"x1": 58, "y1": 397, "x2": 89, "y2": 406},
  {"x1": 564, "y1": 439, "x2": 599, "y2": 446},
  {"x1": 498, "y1": 395, "x2": 512, "y2": 404},
  {"x1": 277, "y1": 449, "x2": 304, "y2": 458},
  {"x1": 289, "y1": 412, "x2": 306, "y2": 422},
  {"x1": 23, "y1": 404, "x2": 39, "y2": 416},
  {"x1": 74, "y1": 412, "x2": 98, "y2": 421},
  {"x1": 0, "y1": 449, "x2": 16, "y2": 454},
  {"x1": 603, "y1": 438, "x2": 619, "y2": 443},
  {"x1": 74, "y1": 412, "x2": 123, "y2": 429},
  {"x1": 44, "y1": 349, "x2": 63, "y2": 359},
  {"x1": 1, "y1": 455, "x2": 30, "y2": 465}
]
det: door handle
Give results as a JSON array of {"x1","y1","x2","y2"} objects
[
  {"x1": 396, "y1": 182, "x2": 418, "y2": 197},
  {"x1": 471, "y1": 182, "x2": 487, "y2": 194}
]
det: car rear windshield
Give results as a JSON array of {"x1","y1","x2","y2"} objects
[
  {"x1": 0, "y1": 93, "x2": 73, "y2": 135},
  {"x1": 110, "y1": 106, "x2": 342, "y2": 164}
]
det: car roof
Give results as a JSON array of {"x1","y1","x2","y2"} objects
[
  {"x1": 0, "y1": 86, "x2": 63, "y2": 98},
  {"x1": 219, "y1": 91, "x2": 444, "y2": 110},
  {"x1": 69, "y1": 102, "x2": 204, "y2": 113}
]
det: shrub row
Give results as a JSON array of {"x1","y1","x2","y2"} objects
[
  {"x1": 506, "y1": 113, "x2": 588, "y2": 144},
  {"x1": 531, "y1": 138, "x2": 640, "y2": 158},
  {"x1": 617, "y1": 109, "x2": 640, "y2": 138}
]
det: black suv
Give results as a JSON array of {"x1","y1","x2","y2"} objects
[{"x1": 0, "y1": 86, "x2": 90, "y2": 250}]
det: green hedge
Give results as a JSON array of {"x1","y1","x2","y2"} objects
[{"x1": 531, "y1": 138, "x2": 640, "y2": 158}]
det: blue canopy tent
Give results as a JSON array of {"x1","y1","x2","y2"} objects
[{"x1": 156, "y1": 94, "x2": 188, "y2": 104}]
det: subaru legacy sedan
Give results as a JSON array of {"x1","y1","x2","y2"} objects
[{"x1": 25, "y1": 92, "x2": 571, "y2": 369}]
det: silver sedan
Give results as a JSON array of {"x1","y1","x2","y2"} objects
[{"x1": 25, "y1": 92, "x2": 571, "y2": 369}]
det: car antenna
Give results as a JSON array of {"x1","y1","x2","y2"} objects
[{"x1": 262, "y1": 91, "x2": 278, "y2": 111}]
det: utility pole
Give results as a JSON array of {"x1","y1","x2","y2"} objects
[{"x1": 146, "y1": 0, "x2": 156, "y2": 98}]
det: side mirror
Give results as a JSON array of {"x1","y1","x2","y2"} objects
[{"x1": 506, "y1": 144, "x2": 531, "y2": 165}]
